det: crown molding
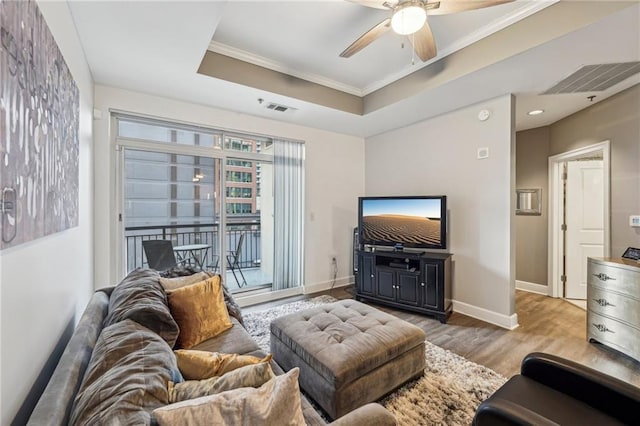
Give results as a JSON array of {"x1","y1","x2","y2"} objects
[
  {"x1": 207, "y1": 1, "x2": 557, "y2": 99},
  {"x1": 208, "y1": 41, "x2": 364, "y2": 96}
]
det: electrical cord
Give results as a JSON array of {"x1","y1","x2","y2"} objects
[{"x1": 330, "y1": 257, "x2": 338, "y2": 290}]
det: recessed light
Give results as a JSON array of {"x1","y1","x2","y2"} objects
[{"x1": 528, "y1": 109, "x2": 544, "y2": 116}]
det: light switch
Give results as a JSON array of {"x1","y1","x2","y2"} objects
[
  {"x1": 630, "y1": 215, "x2": 640, "y2": 227},
  {"x1": 477, "y1": 148, "x2": 489, "y2": 159}
]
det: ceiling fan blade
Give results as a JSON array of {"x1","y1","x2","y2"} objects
[
  {"x1": 345, "y1": 0, "x2": 397, "y2": 10},
  {"x1": 340, "y1": 18, "x2": 392, "y2": 58},
  {"x1": 409, "y1": 20, "x2": 437, "y2": 61},
  {"x1": 427, "y1": 0, "x2": 514, "y2": 15}
]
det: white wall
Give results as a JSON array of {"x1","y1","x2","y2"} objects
[
  {"x1": 365, "y1": 95, "x2": 517, "y2": 328},
  {"x1": 0, "y1": 1, "x2": 94, "y2": 423},
  {"x1": 93, "y1": 85, "x2": 364, "y2": 292}
]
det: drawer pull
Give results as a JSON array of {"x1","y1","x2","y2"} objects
[
  {"x1": 593, "y1": 323, "x2": 615, "y2": 333},
  {"x1": 593, "y1": 298, "x2": 615, "y2": 308},
  {"x1": 592, "y1": 273, "x2": 616, "y2": 282}
]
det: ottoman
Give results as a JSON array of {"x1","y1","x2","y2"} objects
[{"x1": 270, "y1": 299, "x2": 426, "y2": 419}]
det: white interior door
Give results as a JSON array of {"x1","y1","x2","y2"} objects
[{"x1": 565, "y1": 160, "x2": 604, "y2": 299}]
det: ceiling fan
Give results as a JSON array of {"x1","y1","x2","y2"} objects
[{"x1": 340, "y1": 0, "x2": 514, "y2": 62}]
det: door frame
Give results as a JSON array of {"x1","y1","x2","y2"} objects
[{"x1": 547, "y1": 140, "x2": 610, "y2": 298}]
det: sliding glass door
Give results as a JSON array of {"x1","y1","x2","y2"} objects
[
  {"x1": 123, "y1": 148, "x2": 221, "y2": 274},
  {"x1": 116, "y1": 115, "x2": 287, "y2": 294},
  {"x1": 222, "y1": 135, "x2": 274, "y2": 291}
]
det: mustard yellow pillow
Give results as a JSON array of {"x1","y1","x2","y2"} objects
[
  {"x1": 167, "y1": 277, "x2": 232, "y2": 349},
  {"x1": 175, "y1": 349, "x2": 273, "y2": 380}
]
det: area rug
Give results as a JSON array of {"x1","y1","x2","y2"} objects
[{"x1": 243, "y1": 296, "x2": 507, "y2": 425}]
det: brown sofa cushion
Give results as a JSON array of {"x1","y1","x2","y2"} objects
[
  {"x1": 161, "y1": 266, "x2": 244, "y2": 326},
  {"x1": 159, "y1": 271, "x2": 210, "y2": 291},
  {"x1": 167, "y1": 277, "x2": 233, "y2": 349},
  {"x1": 103, "y1": 268, "x2": 179, "y2": 347},
  {"x1": 70, "y1": 319, "x2": 181, "y2": 426}
]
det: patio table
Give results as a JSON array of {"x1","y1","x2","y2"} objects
[{"x1": 173, "y1": 243, "x2": 211, "y2": 270}]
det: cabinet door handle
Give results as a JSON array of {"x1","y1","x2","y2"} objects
[
  {"x1": 421, "y1": 282, "x2": 425, "y2": 287},
  {"x1": 370, "y1": 274, "x2": 374, "y2": 278},
  {"x1": 593, "y1": 298, "x2": 615, "y2": 307},
  {"x1": 593, "y1": 323, "x2": 614, "y2": 333},
  {"x1": 592, "y1": 273, "x2": 616, "y2": 282}
]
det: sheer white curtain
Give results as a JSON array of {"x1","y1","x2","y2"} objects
[{"x1": 272, "y1": 139, "x2": 305, "y2": 291}]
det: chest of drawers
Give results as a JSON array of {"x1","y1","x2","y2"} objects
[{"x1": 587, "y1": 257, "x2": 640, "y2": 362}]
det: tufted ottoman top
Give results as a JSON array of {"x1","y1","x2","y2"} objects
[{"x1": 270, "y1": 300, "x2": 425, "y2": 388}]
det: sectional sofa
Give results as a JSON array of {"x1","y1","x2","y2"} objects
[{"x1": 28, "y1": 268, "x2": 395, "y2": 425}]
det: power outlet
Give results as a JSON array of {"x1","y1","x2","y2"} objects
[{"x1": 630, "y1": 215, "x2": 640, "y2": 227}]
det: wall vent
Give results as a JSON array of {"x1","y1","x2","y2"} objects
[
  {"x1": 541, "y1": 62, "x2": 640, "y2": 95},
  {"x1": 265, "y1": 102, "x2": 297, "y2": 113}
]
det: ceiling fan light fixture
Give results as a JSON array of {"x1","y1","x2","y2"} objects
[{"x1": 391, "y1": 4, "x2": 426, "y2": 35}]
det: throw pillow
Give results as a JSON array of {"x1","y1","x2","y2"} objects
[
  {"x1": 70, "y1": 319, "x2": 181, "y2": 426},
  {"x1": 175, "y1": 349, "x2": 272, "y2": 380},
  {"x1": 167, "y1": 277, "x2": 233, "y2": 349},
  {"x1": 103, "y1": 268, "x2": 179, "y2": 347},
  {"x1": 160, "y1": 267, "x2": 244, "y2": 326},
  {"x1": 168, "y1": 361, "x2": 275, "y2": 403},
  {"x1": 159, "y1": 271, "x2": 210, "y2": 291},
  {"x1": 153, "y1": 368, "x2": 306, "y2": 426},
  {"x1": 204, "y1": 271, "x2": 245, "y2": 326}
]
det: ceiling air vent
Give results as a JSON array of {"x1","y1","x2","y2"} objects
[
  {"x1": 541, "y1": 62, "x2": 640, "y2": 95},
  {"x1": 265, "y1": 102, "x2": 296, "y2": 113}
]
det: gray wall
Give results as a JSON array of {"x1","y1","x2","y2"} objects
[
  {"x1": 550, "y1": 84, "x2": 640, "y2": 257},
  {"x1": 514, "y1": 83, "x2": 640, "y2": 291},
  {"x1": 0, "y1": 2, "x2": 95, "y2": 423},
  {"x1": 365, "y1": 95, "x2": 517, "y2": 326},
  {"x1": 515, "y1": 127, "x2": 550, "y2": 285}
]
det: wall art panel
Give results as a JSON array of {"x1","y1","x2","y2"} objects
[{"x1": 0, "y1": 0, "x2": 79, "y2": 249}]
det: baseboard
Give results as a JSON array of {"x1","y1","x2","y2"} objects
[
  {"x1": 303, "y1": 276, "x2": 354, "y2": 295},
  {"x1": 452, "y1": 300, "x2": 519, "y2": 330},
  {"x1": 516, "y1": 280, "x2": 549, "y2": 295},
  {"x1": 235, "y1": 286, "x2": 303, "y2": 308}
]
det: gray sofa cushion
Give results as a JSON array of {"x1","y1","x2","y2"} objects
[
  {"x1": 192, "y1": 317, "x2": 261, "y2": 355},
  {"x1": 103, "y1": 268, "x2": 179, "y2": 347},
  {"x1": 70, "y1": 319, "x2": 181, "y2": 426},
  {"x1": 154, "y1": 368, "x2": 306, "y2": 426}
]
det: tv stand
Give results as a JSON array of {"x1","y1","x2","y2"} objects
[{"x1": 355, "y1": 250, "x2": 452, "y2": 323}]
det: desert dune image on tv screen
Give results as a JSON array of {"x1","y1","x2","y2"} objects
[{"x1": 361, "y1": 198, "x2": 441, "y2": 246}]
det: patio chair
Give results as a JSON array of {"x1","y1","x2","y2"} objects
[
  {"x1": 227, "y1": 233, "x2": 247, "y2": 288},
  {"x1": 142, "y1": 239, "x2": 184, "y2": 271}
]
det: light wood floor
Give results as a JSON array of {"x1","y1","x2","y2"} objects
[{"x1": 245, "y1": 287, "x2": 640, "y2": 386}]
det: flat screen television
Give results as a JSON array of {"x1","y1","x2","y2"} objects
[{"x1": 358, "y1": 195, "x2": 447, "y2": 250}]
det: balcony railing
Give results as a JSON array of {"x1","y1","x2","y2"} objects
[{"x1": 125, "y1": 220, "x2": 261, "y2": 273}]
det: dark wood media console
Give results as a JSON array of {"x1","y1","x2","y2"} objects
[{"x1": 355, "y1": 250, "x2": 452, "y2": 323}]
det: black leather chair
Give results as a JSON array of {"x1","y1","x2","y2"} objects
[{"x1": 473, "y1": 352, "x2": 640, "y2": 426}]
